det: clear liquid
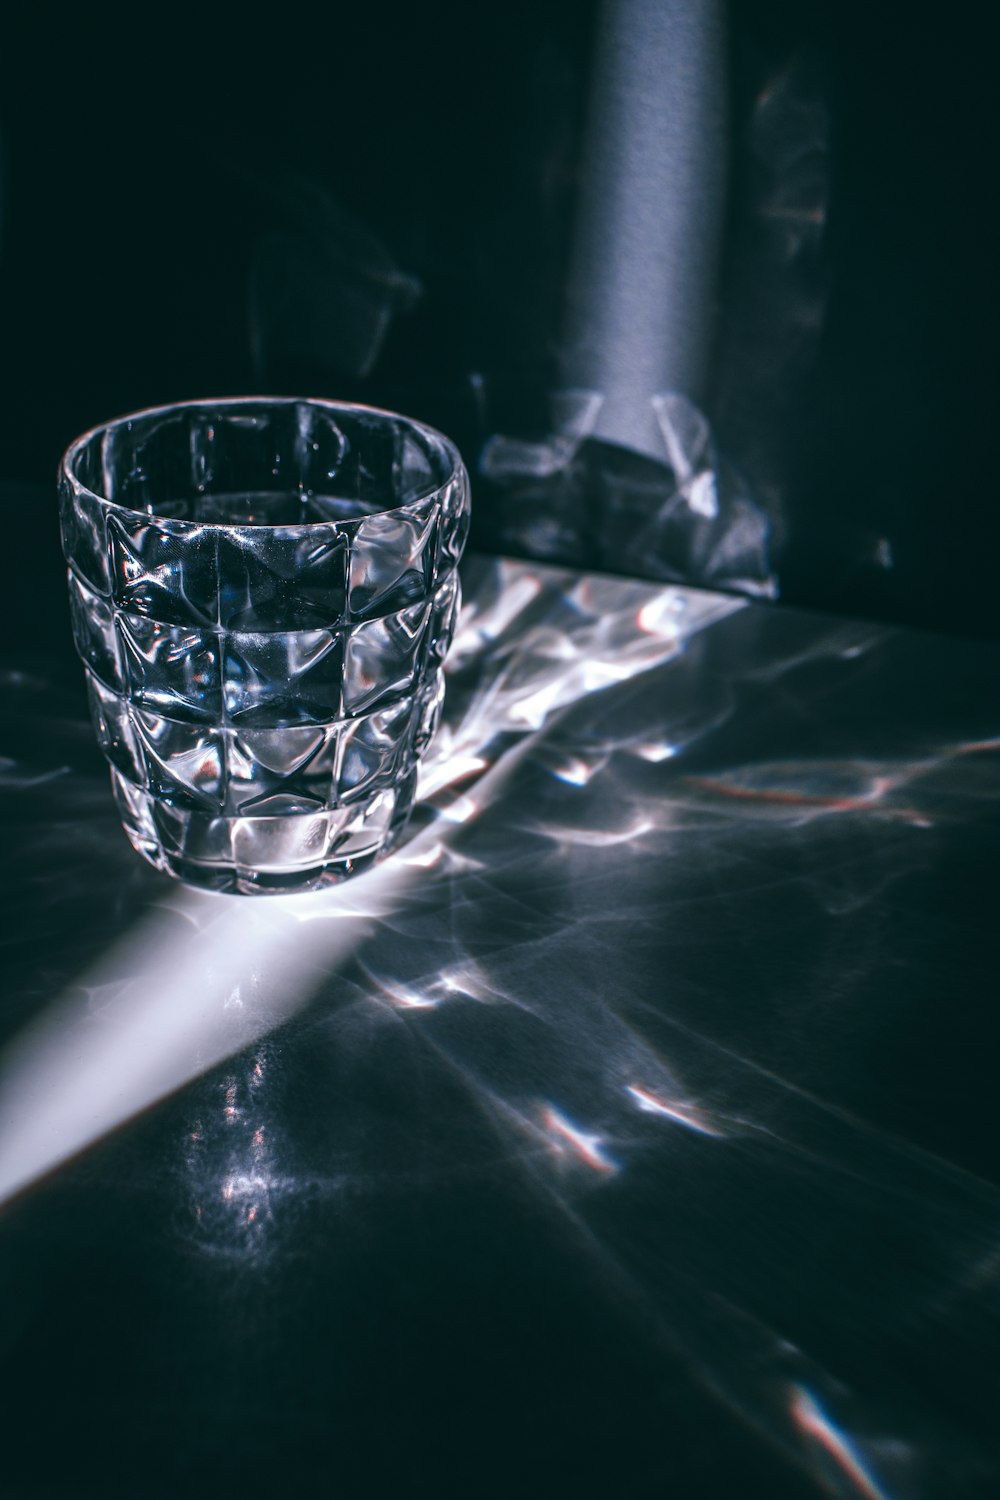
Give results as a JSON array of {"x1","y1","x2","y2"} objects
[{"x1": 187, "y1": 490, "x2": 385, "y2": 527}]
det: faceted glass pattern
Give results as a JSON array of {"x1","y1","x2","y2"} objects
[{"x1": 60, "y1": 398, "x2": 469, "y2": 893}]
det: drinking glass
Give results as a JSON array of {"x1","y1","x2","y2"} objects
[{"x1": 59, "y1": 397, "x2": 470, "y2": 894}]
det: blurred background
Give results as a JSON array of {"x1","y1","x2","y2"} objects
[{"x1": 1, "y1": 0, "x2": 997, "y2": 637}]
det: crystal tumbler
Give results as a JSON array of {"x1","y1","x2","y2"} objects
[{"x1": 59, "y1": 397, "x2": 470, "y2": 894}]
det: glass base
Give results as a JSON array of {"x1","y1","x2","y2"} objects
[{"x1": 110, "y1": 766, "x2": 417, "y2": 896}]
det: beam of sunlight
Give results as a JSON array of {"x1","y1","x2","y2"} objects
[
  {"x1": 0, "y1": 869, "x2": 401, "y2": 1205},
  {"x1": 0, "y1": 561, "x2": 742, "y2": 1208},
  {"x1": 0, "y1": 728, "x2": 538, "y2": 1206}
]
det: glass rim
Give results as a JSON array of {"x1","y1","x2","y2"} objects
[{"x1": 59, "y1": 394, "x2": 467, "y2": 532}]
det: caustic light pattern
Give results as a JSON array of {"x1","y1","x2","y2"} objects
[{"x1": 4, "y1": 553, "x2": 1000, "y2": 1495}]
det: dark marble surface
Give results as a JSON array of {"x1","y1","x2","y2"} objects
[{"x1": 1, "y1": 551, "x2": 999, "y2": 1499}]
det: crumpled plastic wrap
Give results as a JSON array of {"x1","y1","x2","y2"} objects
[
  {"x1": 231, "y1": 26, "x2": 825, "y2": 610},
  {"x1": 466, "y1": 42, "x2": 829, "y2": 604},
  {"x1": 478, "y1": 388, "x2": 776, "y2": 598}
]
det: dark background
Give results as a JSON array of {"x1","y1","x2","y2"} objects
[
  {"x1": 1, "y1": 0, "x2": 998, "y2": 636},
  {"x1": 2, "y1": 12, "x2": 1000, "y2": 1497}
]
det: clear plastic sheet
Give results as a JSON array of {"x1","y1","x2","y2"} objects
[
  {"x1": 479, "y1": 389, "x2": 776, "y2": 597},
  {"x1": 3, "y1": 6, "x2": 996, "y2": 637}
]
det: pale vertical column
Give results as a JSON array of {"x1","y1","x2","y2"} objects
[{"x1": 561, "y1": 0, "x2": 729, "y2": 459}]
